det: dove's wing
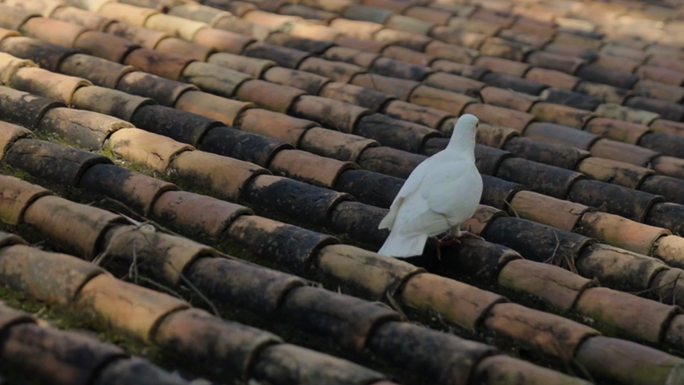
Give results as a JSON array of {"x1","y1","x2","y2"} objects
[{"x1": 378, "y1": 158, "x2": 434, "y2": 230}]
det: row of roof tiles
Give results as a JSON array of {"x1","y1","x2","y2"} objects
[{"x1": 0, "y1": 37, "x2": 680, "y2": 385}]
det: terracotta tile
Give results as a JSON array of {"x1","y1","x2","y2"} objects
[
  {"x1": 269, "y1": 149, "x2": 358, "y2": 187},
  {"x1": 646, "y1": 55, "x2": 684, "y2": 74},
  {"x1": 553, "y1": 32, "x2": 603, "y2": 51},
  {"x1": 302, "y1": 127, "x2": 378, "y2": 162},
  {"x1": 581, "y1": 212, "x2": 669, "y2": 258},
  {"x1": 175, "y1": 90, "x2": 252, "y2": 127},
  {"x1": 539, "y1": 89, "x2": 601, "y2": 111},
  {"x1": 155, "y1": 308, "x2": 279, "y2": 378},
  {"x1": 474, "y1": 56, "x2": 530, "y2": 77},
  {"x1": 0, "y1": 52, "x2": 34, "y2": 87},
  {"x1": 594, "y1": 103, "x2": 660, "y2": 127},
  {"x1": 651, "y1": 268, "x2": 684, "y2": 308},
  {"x1": 576, "y1": 288, "x2": 677, "y2": 343},
  {"x1": 233, "y1": 79, "x2": 303, "y2": 114},
  {"x1": 351, "y1": 73, "x2": 420, "y2": 101},
  {"x1": 574, "y1": 81, "x2": 630, "y2": 105},
  {"x1": 0, "y1": 37, "x2": 75, "y2": 74},
  {"x1": 237, "y1": 108, "x2": 316, "y2": 146},
  {"x1": 22, "y1": 195, "x2": 123, "y2": 258},
  {"x1": 211, "y1": 16, "x2": 271, "y2": 41},
  {"x1": 655, "y1": 236, "x2": 684, "y2": 270},
  {"x1": 79, "y1": 163, "x2": 177, "y2": 216},
  {"x1": 381, "y1": 46, "x2": 434, "y2": 67},
  {"x1": 364, "y1": 0, "x2": 420, "y2": 13},
  {"x1": 404, "y1": 272, "x2": 506, "y2": 331},
  {"x1": 281, "y1": 286, "x2": 400, "y2": 352},
  {"x1": 498, "y1": 29, "x2": 551, "y2": 48},
  {"x1": 383, "y1": 99, "x2": 453, "y2": 129},
  {"x1": 3, "y1": 0, "x2": 61, "y2": 18},
  {"x1": 97, "y1": 2, "x2": 157, "y2": 26},
  {"x1": 585, "y1": 117, "x2": 651, "y2": 144},
  {"x1": 208, "y1": 52, "x2": 276, "y2": 78},
  {"x1": 166, "y1": 2, "x2": 231, "y2": 26},
  {"x1": 8, "y1": 67, "x2": 90, "y2": 106},
  {"x1": 289, "y1": 22, "x2": 341, "y2": 42},
  {"x1": 509, "y1": 20, "x2": 556, "y2": 39},
  {"x1": 368, "y1": 321, "x2": 494, "y2": 385},
  {"x1": 409, "y1": 84, "x2": 477, "y2": 115},
  {"x1": 265, "y1": 33, "x2": 335, "y2": 55},
  {"x1": 464, "y1": 103, "x2": 535, "y2": 132},
  {"x1": 37, "y1": 107, "x2": 131, "y2": 150},
  {"x1": 1, "y1": 322, "x2": 127, "y2": 385},
  {"x1": 589, "y1": 138, "x2": 660, "y2": 168},
  {"x1": 18, "y1": 17, "x2": 85, "y2": 48},
  {"x1": 524, "y1": 51, "x2": 583, "y2": 75},
  {"x1": 0, "y1": 242, "x2": 101, "y2": 305},
  {"x1": 477, "y1": 123, "x2": 519, "y2": 148},
  {"x1": 423, "y1": 72, "x2": 484, "y2": 94},
  {"x1": 459, "y1": 204, "x2": 505, "y2": 236},
  {"x1": 569, "y1": 178, "x2": 664, "y2": 222},
  {"x1": 510, "y1": 136, "x2": 590, "y2": 169},
  {"x1": 480, "y1": 37, "x2": 537, "y2": 62},
  {"x1": 242, "y1": 9, "x2": 300, "y2": 29},
  {"x1": 626, "y1": 97, "x2": 684, "y2": 122},
  {"x1": 430, "y1": 60, "x2": 489, "y2": 80},
  {"x1": 318, "y1": 244, "x2": 421, "y2": 302},
  {"x1": 75, "y1": 31, "x2": 137, "y2": 63},
  {"x1": 601, "y1": 45, "x2": 649, "y2": 63},
  {"x1": 299, "y1": 56, "x2": 365, "y2": 82},
  {"x1": 385, "y1": 14, "x2": 436, "y2": 36},
  {"x1": 143, "y1": 13, "x2": 207, "y2": 42},
  {"x1": 193, "y1": 27, "x2": 255, "y2": 55},
  {"x1": 104, "y1": 22, "x2": 168, "y2": 49},
  {"x1": 116, "y1": 71, "x2": 197, "y2": 107},
  {"x1": 469, "y1": 7, "x2": 515, "y2": 27},
  {"x1": 71, "y1": 86, "x2": 155, "y2": 122},
  {"x1": 639, "y1": 132, "x2": 684, "y2": 159},
  {"x1": 8, "y1": 136, "x2": 113, "y2": 185},
  {"x1": 485, "y1": 302, "x2": 598, "y2": 361},
  {"x1": 447, "y1": 18, "x2": 502, "y2": 36},
  {"x1": 554, "y1": 18, "x2": 596, "y2": 34},
  {"x1": 496, "y1": 157, "x2": 585, "y2": 198},
  {"x1": 483, "y1": 216, "x2": 595, "y2": 271},
  {"x1": 107, "y1": 128, "x2": 193, "y2": 172},
  {"x1": 524, "y1": 68, "x2": 580, "y2": 91},
  {"x1": 279, "y1": 4, "x2": 338, "y2": 22},
  {"x1": 123, "y1": 48, "x2": 194, "y2": 81},
  {"x1": 319, "y1": 82, "x2": 393, "y2": 112},
  {"x1": 335, "y1": 35, "x2": 389, "y2": 53},
  {"x1": 404, "y1": 6, "x2": 451, "y2": 26},
  {"x1": 155, "y1": 37, "x2": 214, "y2": 61},
  {"x1": 641, "y1": 173, "x2": 684, "y2": 205},
  {"x1": 474, "y1": 144, "x2": 512, "y2": 175},
  {"x1": 481, "y1": 174, "x2": 525, "y2": 210},
  {"x1": 0, "y1": 174, "x2": 50, "y2": 225},
  {"x1": 342, "y1": 4, "x2": 393, "y2": 24},
  {"x1": 322, "y1": 46, "x2": 380, "y2": 69},
  {"x1": 51, "y1": 6, "x2": 116, "y2": 32},
  {"x1": 578, "y1": 156, "x2": 655, "y2": 189},
  {"x1": 576, "y1": 64, "x2": 640, "y2": 90},
  {"x1": 254, "y1": 344, "x2": 385, "y2": 385},
  {"x1": 529, "y1": 103, "x2": 594, "y2": 128},
  {"x1": 653, "y1": 155, "x2": 684, "y2": 179},
  {"x1": 423, "y1": 40, "x2": 480, "y2": 64},
  {"x1": 543, "y1": 42, "x2": 596, "y2": 59},
  {"x1": 105, "y1": 223, "x2": 217, "y2": 286},
  {"x1": 187, "y1": 257, "x2": 305, "y2": 320},
  {"x1": 508, "y1": 190, "x2": 589, "y2": 230},
  {"x1": 134, "y1": 105, "x2": 225, "y2": 148},
  {"x1": 57, "y1": 54, "x2": 132, "y2": 90},
  {"x1": 633, "y1": 80, "x2": 684, "y2": 103},
  {"x1": 227, "y1": 214, "x2": 338, "y2": 269},
  {"x1": 479, "y1": 86, "x2": 537, "y2": 112},
  {"x1": 0, "y1": 28, "x2": 20, "y2": 45},
  {"x1": 243, "y1": 42, "x2": 311, "y2": 69},
  {"x1": 244, "y1": 174, "x2": 352, "y2": 225},
  {"x1": 291, "y1": 95, "x2": 371, "y2": 133},
  {"x1": 357, "y1": 147, "x2": 426, "y2": 178},
  {"x1": 0, "y1": 302, "x2": 34, "y2": 333},
  {"x1": 199, "y1": 126, "x2": 291, "y2": 167},
  {"x1": 650, "y1": 118, "x2": 684, "y2": 135},
  {"x1": 373, "y1": 28, "x2": 433, "y2": 51},
  {"x1": 636, "y1": 65, "x2": 684, "y2": 86},
  {"x1": 330, "y1": 18, "x2": 384, "y2": 41},
  {"x1": 481, "y1": 72, "x2": 548, "y2": 95},
  {"x1": 74, "y1": 274, "x2": 189, "y2": 341},
  {"x1": 647, "y1": 202, "x2": 684, "y2": 236},
  {"x1": 474, "y1": 355, "x2": 592, "y2": 385},
  {"x1": 356, "y1": 115, "x2": 437, "y2": 157}
]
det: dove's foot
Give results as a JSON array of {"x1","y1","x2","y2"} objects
[
  {"x1": 436, "y1": 235, "x2": 461, "y2": 260},
  {"x1": 458, "y1": 231, "x2": 484, "y2": 241}
]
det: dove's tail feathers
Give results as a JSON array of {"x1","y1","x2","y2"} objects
[
  {"x1": 377, "y1": 229, "x2": 428, "y2": 258},
  {"x1": 378, "y1": 197, "x2": 404, "y2": 230}
]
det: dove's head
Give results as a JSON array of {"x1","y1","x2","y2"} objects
[{"x1": 447, "y1": 114, "x2": 479, "y2": 154}]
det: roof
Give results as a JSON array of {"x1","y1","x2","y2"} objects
[{"x1": 0, "y1": 0, "x2": 679, "y2": 384}]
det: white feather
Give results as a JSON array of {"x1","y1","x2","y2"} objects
[{"x1": 377, "y1": 114, "x2": 483, "y2": 258}]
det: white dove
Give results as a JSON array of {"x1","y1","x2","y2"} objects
[{"x1": 377, "y1": 114, "x2": 484, "y2": 259}]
